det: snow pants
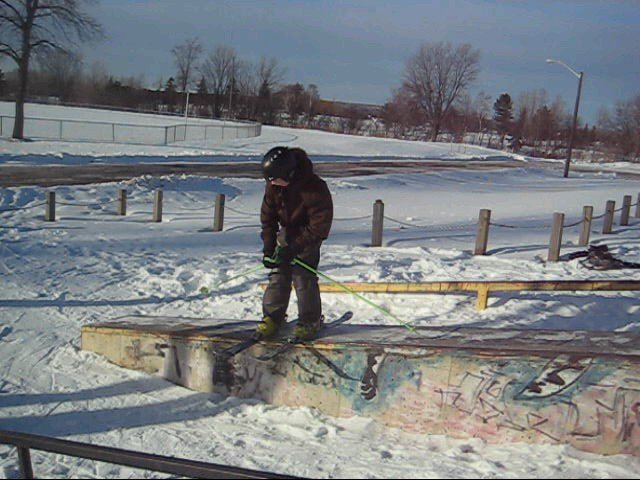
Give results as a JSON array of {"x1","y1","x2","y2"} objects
[{"x1": 262, "y1": 242, "x2": 322, "y2": 326}]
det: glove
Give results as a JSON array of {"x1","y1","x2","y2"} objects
[
  {"x1": 262, "y1": 244, "x2": 300, "y2": 268},
  {"x1": 263, "y1": 253, "x2": 279, "y2": 269}
]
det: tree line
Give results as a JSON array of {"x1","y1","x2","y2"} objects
[{"x1": 0, "y1": 1, "x2": 638, "y2": 162}]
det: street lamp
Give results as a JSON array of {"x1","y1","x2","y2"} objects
[{"x1": 546, "y1": 58, "x2": 584, "y2": 178}]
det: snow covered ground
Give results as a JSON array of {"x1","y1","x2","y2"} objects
[
  {"x1": 1, "y1": 101, "x2": 523, "y2": 163},
  {"x1": 1, "y1": 104, "x2": 639, "y2": 478}
]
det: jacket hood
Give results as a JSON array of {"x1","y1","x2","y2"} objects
[{"x1": 289, "y1": 148, "x2": 314, "y2": 187}]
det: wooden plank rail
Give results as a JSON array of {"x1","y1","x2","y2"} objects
[{"x1": 260, "y1": 280, "x2": 640, "y2": 310}]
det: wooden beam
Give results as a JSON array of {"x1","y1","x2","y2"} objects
[
  {"x1": 259, "y1": 280, "x2": 640, "y2": 310},
  {"x1": 309, "y1": 280, "x2": 640, "y2": 293}
]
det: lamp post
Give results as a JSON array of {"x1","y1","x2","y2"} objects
[{"x1": 546, "y1": 58, "x2": 584, "y2": 178}]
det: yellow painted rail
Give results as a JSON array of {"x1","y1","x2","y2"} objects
[{"x1": 261, "y1": 280, "x2": 640, "y2": 310}]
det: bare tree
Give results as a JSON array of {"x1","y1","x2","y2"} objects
[
  {"x1": 306, "y1": 83, "x2": 319, "y2": 125},
  {"x1": 233, "y1": 59, "x2": 259, "y2": 119},
  {"x1": 607, "y1": 95, "x2": 640, "y2": 161},
  {"x1": 0, "y1": 0, "x2": 103, "y2": 138},
  {"x1": 33, "y1": 48, "x2": 82, "y2": 100},
  {"x1": 199, "y1": 44, "x2": 238, "y2": 117},
  {"x1": 256, "y1": 56, "x2": 285, "y2": 123},
  {"x1": 171, "y1": 36, "x2": 202, "y2": 93},
  {"x1": 279, "y1": 82, "x2": 306, "y2": 124},
  {"x1": 515, "y1": 89, "x2": 548, "y2": 151},
  {"x1": 382, "y1": 87, "x2": 421, "y2": 139},
  {"x1": 474, "y1": 91, "x2": 491, "y2": 146},
  {"x1": 402, "y1": 42, "x2": 480, "y2": 141}
]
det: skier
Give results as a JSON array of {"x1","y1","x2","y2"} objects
[{"x1": 257, "y1": 146, "x2": 333, "y2": 340}]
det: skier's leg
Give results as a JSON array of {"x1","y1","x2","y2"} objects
[
  {"x1": 261, "y1": 264, "x2": 293, "y2": 332},
  {"x1": 292, "y1": 244, "x2": 323, "y2": 339}
]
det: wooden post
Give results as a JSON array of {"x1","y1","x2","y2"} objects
[
  {"x1": 118, "y1": 189, "x2": 127, "y2": 216},
  {"x1": 213, "y1": 194, "x2": 225, "y2": 232},
  {"x1": 578, "y1": 206, "x2": 593, "y2": 246},
  {"x1": 602, "y1": 200, "x2": 615, "y2": 234},
  {"x1": 371, "y1": 199, "x2": 384, "y2": 247},
  {"x1": 476, "y1": 285, "x2": 490, "y2": 310},
  {"x1": 548, "y1": 212, "x2": 564, "y2": 262},
  {"x1": 474, "y1": 209, "x2": 491, "y2": 255},
  {"x1": 620, "y1": 195, "x2": 632, "y2": 226},
  {"x1": 153, "y1": 190, "x2": 163, "y2": 223},
  {"x1": 45, "y1": 191, "x2": 56, "y2": 222}
]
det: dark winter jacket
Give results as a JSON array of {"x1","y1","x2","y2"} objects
[{"x1": 260, "y1": 148, "x2": 333, "y2": 254}]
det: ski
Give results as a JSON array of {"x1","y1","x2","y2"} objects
[
  {"x1": 215, "y1": 333, "x2": 262, "y2": 360},
  {"x1": 213, "y1": 316, "x2": 295, "y2": 362},
  {"x1": 254, "y1": 311, "x2": 353, "y2": 362},
  {"x1": 213, "y1": 333, "x2": 264, "y2": 386}
]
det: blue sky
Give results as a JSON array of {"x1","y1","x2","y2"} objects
[{"x1": 79, "y1": 0, "x2": 639, "y2": 124}]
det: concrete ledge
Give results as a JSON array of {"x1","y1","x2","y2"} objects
[{"x1": 81, "y1": 317, "x2": 640, "y2": 456}]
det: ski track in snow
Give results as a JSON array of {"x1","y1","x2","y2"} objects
[{"x1": 1, "y1": 109, "x2": 639, "y2": 478}]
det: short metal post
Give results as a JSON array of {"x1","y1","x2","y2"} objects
[
  {"x1": 46, "y1": 191, "x2": 56, "y2": 222},
  {"x1": 621, "y1": 195, "x2": 632, "y2": 226},
  {"x1": 164, "y1": 127, "x2": 168, "y2": 145},
  {"x1": 118, "y1": 189, "x2": 127, "y2": 216},
  {"x1": 578, "y1": 206, "x2": 593, "y2": 246},
  {"x1": 153, "y1": 190, "x2": 163, "y2": 223},
  {"x1": 18, "y1": 447, "x2": 34, "y2": 479},
  {"x1": 112, "y1": 123, "x2": 116, "y2": 142},
  {"x1": 371, "y1": 199, "x2": 384, "y2": 247},
  {"x1": 602, "y1": 200, "x2": 615, "y2": 234},
  {"x1": 548, "y1": 212, "x2": 564, "y2": 262},
  {"x1": 636, "y1": 193, "x2": 640, "y2": 218},
  {"x1": 213, "y1": 194, "x2": 225, "y2": 232},
  {"x1": 474, "y1": 209, "x2": 491, "y2": 255},
  {"x1": 59, "y1": 120, "x2": 63, "y2": 140}
]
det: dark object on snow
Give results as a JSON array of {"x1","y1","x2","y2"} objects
[{"x1": 568, "y1": 244, "x2": 640, "y2": 270}]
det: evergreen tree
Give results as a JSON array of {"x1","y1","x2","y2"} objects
[
  {"x1": 197, "y1": 76, "x2": 208, "y2": 95},
  {"x1": 258, "y1": 80, "x2": 274, "y2": 124},
  {"x1": 0, "y1": 68, "x2": 6, "y2": 97},
  {"x1": 493, "y1": 93, "x2": 513, "y2": 147},
  {"x1": 194, "y1": 76, "x2": 209, "y2": 116},
  {"x1": 165, "y1": 77, "x2": 177, "y2": 112}
]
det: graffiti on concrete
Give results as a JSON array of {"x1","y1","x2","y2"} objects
[
  {"x1": 106, "y1": 328, "x2": 640, "y2": 456},
  {"x1": 516, "y1": 356, "x2": 593, "y2": 400},
  {"x1": 239, "y1": 346, "x2": 640, "y2": 455}
]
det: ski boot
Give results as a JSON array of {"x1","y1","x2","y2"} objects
[
  {"x1": 292, "y1": 316, "x2": 324, "y2": 341},
  {"x1": 256, "y1": 315, "x2": 286, "y2": 339}
]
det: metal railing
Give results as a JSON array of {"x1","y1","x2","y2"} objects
[
  {"x1": 0, "y1": 115, "x2": 261, "y2": 146},
  {"x1": 0, "y1": 429, "x2": 295, "y2": 479}
]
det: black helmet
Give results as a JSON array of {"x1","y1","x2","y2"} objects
[{"x1": 262, "y1": 146, "x2": 297, "y2": 181}]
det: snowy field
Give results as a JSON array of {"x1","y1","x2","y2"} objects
[
  {"x1": 1, "y1": 105, "x2": 640, "y2": 478},
  {"x1": 2, "y1": 101, "x2": 526, "y2": 164}
]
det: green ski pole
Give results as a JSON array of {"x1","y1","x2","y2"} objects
[
  {"x1": 199, "y1": 264, "x2": 264, "y2": 295},
  {"x1": 293, "y1": 258, "x2": 417, "y2": 334}
]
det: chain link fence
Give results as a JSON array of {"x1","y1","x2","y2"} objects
[{"x1": 0, "y1": 115, "x2": 261, "y2": 146}]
